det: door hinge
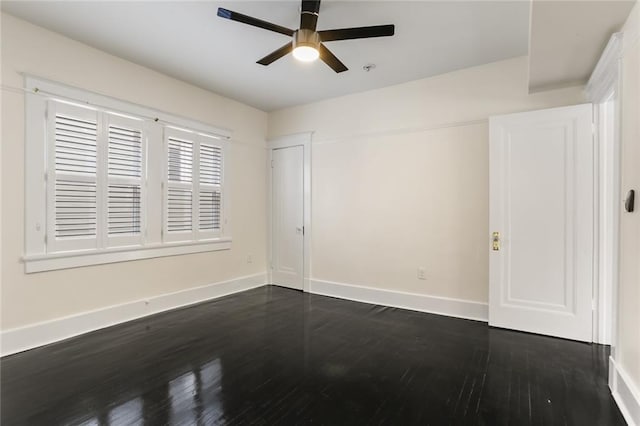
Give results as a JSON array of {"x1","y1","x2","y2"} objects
[
  {"x1": 302, "y1": 226, "x2": 305, "y2": 235},
  {"x1": 592, "y1": 299, "x2": 596, "y2": 311},
  {"x1": 492, "y1": 232, "x2": 500, "y2": 251},
  {"x1": 44, "y1": 234, "x2": 48, "y2": 245},
  {"x1": 271, "y1": 160, "x2": 274, "y2": 168}
]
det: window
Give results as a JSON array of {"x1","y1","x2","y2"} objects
[
  {"x1": 47, "y1": 102, "x2": 100, "y2": 253},
  {"x1": 24, "y1": 77, "x2": 231, "y2": 273},
  {"x1": 164, "y1": 128, "x2": 224, "y2": 242},
  {"x1": 46, "y1": 103, "x2": 147, "y2": 252}
]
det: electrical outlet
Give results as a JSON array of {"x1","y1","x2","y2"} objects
[
  {"x1": 417, "y1": 267, "x2": 426, "y2": 280},
  {"x1": 247, "y1": 253, "x2": 253, "y2": 264}
]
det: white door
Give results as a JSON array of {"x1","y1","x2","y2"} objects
[
  {"x1": 489, "y1": 104, "x2": 594, "y2": 342},
  {"x1": 271, "y1": 146, "x2": 304, "y2": 290}
]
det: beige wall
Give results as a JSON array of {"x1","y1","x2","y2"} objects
[
  {"x1": 617, "y1": 0, "x2": 640, "y2": 399},
  {"x1": 269, "y1": 56, "x2": 585, "y2": 303},
  {"x1": 0, "y1": 13, "x2": 268, "y2": 330},
  {"x1": 0, "y1": 12, "x2": 606, "y2": 337}
]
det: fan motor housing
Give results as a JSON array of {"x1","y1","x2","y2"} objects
[{"x1": 293, "y1": 29, "x2": 321, "y2": 50}]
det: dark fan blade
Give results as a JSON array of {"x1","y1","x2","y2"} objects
[
  {"x1": 257, "y1": 42, "x2": 293, "y2": 66},
  {"x1": 319, "y1": 44, "x2": 348, "y2": 73},
  {"x1": 300, "y1": 0, "x2": 321, "y2": 31},
  {"x1": 217, "y1": 8, "x2": 294, "y2": 37},
  {"x1": 319, "y1": 24, "x2": 395, "y2": 42}
]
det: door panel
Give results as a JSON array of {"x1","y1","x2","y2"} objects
[
  {"x1": 489, "y1": 104, "x2": 594, "y2": 342},
  {"x1": 272, "y1": 146, "x2": 304, "y2": 290}
]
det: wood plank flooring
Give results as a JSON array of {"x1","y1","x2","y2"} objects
[{"x1": 1, "y1": 286, "x2": 625, "y2": 425}]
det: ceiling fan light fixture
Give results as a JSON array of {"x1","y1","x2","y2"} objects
[
  {"x1": 292, "y1": 29, "x2": 320, "y2": 62},
  {"x1": 293, "y1": 45, "x2": 319, "y2": 62},
  {"x1": 217, "y1": 2, "x2": 395, "y2": 73}
]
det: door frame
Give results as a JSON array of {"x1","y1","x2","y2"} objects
[
  {"x1": 586, "y1": 32, "x2": 623, "y2": 347},
  {"x1": 592, "y1": 92, "x2": 620, "y2": 346},
  {"x1": 267, "y1": 132, "x2": 312, "y2": 292}
]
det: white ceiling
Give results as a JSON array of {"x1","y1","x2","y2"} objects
[{"x1": 2, "y1": 1, "x2": 530, "y2": 111}]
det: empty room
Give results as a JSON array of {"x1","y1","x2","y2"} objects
[{"x1": 1, "y1": 0, "x2": 639, "y2": 424}]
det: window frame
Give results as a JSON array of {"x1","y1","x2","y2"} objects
[{"x1": 24, "y1": 76, "x2": 232, "y2": 273}]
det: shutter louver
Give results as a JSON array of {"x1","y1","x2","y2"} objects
[
  {"x1": 49, "y1": 103, "x2": 100, "y2": 251},
  {"x1": 108, "y1": 184, "x2": 141, "y2": 235},
  {"x1": 199, "y1": 144, "x2": 222, "y2": 185},
  {"x1": 54, "y1": 115, "x2": 98, "y2": 175},
  {"x1": 168, "y1": 138, "x2": 193, "y2": 183},
  {"x1": 165, "y1": 131, "x2": 195, "y2": 240},
  {"x1": 108, "y1": 125, "x2": 142, "y2": 178},
  {"x1": 54, "y1": 180, "x2": 97, "y2": 238},
  {"x1": 106, "y1": 115, "x2": 145, "y2": 244},
  {"x1": 168, "y1": 188, "x2": 193, "y2": 232},
  {"x1": 199, "y1": 190, "x2": 221, "y2": 230},
  {"x1": 198, "y1": 142, "x2": 222, "y2": 234}
]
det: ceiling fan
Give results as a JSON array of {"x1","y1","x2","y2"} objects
[{"x1": 217, "y1": 0, "x2": 395, "y2": 73}]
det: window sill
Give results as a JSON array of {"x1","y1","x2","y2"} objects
[{"x1": 23, "y1": 238, "x2": 232, "y2": 273}]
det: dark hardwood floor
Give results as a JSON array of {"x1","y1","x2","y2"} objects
[{"x1": 1, "y1": 286, "x2": 624, "y2": 425}]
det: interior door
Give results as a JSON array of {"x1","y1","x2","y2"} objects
[
  {"x1": 271, "y1": 145, "x2": 304, "y2": 290},
  {"x1": 489, "y1": 104, "x2": 594, "y2": 342}
]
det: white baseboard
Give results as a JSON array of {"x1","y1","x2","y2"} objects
[
  {"x1": 610, "y1": 356, "x2": 640, "y2": 426},
  {"x1": 309, "y1": 279, "x2": 488, "y2": 322},
  {"x1": 1, "y1": 272, "x2": 268, "y2": 357}
]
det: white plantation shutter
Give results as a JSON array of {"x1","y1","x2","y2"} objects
[
  {"x1": 198, "y1": 137, "x2": 223, "y2": 237},
  {"x1": 47, "y1": 101, "x2": 100, "y2": 252},
  {"x1": 164, "y1": 128, "x2": 225, "y2": 242},
  {"x1": 165, "y1": 128, "x2": 196, "y2": 241},
  {"x1": 106, "y1": 114, "x2": 145, "y2": 247}
]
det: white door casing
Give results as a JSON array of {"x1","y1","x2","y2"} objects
[
  {"x1": 271, "y1": 145, "x2": 304, "y2": 290},
  {"x1": 489, "y1": 104, "x2": 594, "y2": 342}
]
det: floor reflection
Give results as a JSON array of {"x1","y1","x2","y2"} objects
[{"x1": 109, "y1": 398, "x2": 143, "y2": 426}]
